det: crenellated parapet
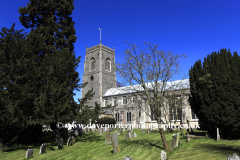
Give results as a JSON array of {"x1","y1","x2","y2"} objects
[{"x1": 86, "y1": 43, "x2": 115, "y2": 53}]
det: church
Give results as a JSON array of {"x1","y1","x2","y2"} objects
[{"x1": 81, "y1": 42, "x2": 199, "y2": 130}]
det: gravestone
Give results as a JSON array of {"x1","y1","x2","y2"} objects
[
  {"x1": 227, "y1": 153, "x2": 240, "y2": 160},
  {"x1": 142, "y1": 129, "x2": 145, "y2": 134},
  {"x1": 39, "y1": 143, "x2": 46, "y2": 154},
  {"x1": 0, "y1": 142, "x2": 4, "y2": 152},
  {"x1": 100, "y1": 130, "x2": 103, "y2": 136},
  {"x1": 26, "y1": 149, "x2": 34, "y2": 158},
  {"x1": 125, "y1": 133, "x2": 131, "y2": 140},
  {"x1": 206, "y1": 134, "x2": 209, "y2": 139},
  {"x1": 123, "y1": 128, "x2": 125, "y2": 131},
  {"x1": 134, "y1": 132, "x2": 137, "y2": 138},
  {"x1": 171, "y1": 134, "x2": 177, "y2": 151},
  {"x1": 111, "y1": 133, "x2": 120, "y2": 153},
  {"x1": 86, "y1": 128, "x2": 88, "y2": 133},
  {"x1": 175, "y1": 132, "x2": 180, "y2": 148},
  {"x1": 182, "y1": 128, "x2": 186, "y2": 137},
  {"x1": 67, "y1": 137, "x2": 73, "y2": 146},
  {"x1": 72, "y1": 136, "x2": 75, "y2": 143},
  {"x1": 217, "y1": 128, "x2": 220, "y2": 141},
  {"x1": 129, "y1": 132, "x2": 132, "y2": 139},
  {"x1": 58, "y1": 138, "x2": 63, "y2": 149},
  {"x1": 187, "y1": 134, "x2": 190, "y2": 142},
  {"x1": 55, "y1": 134, "x2": 60, "y2": 142},
  {"x1": 131, "y1": 131, "x2": 134, "y2": 138},
  {"x1": 75, "y1": 130, "x2": 79, "y2": 137},
  {"x1": 161, "y1": 150, "x2": 167, "y2": 160},
  {"x1": 105, "y1": 133, "x2": 112, "y2": 145},
  {"x1": 120, "y1": 128, "x2": 123, "y2": 134},
  {"x1": 123, "y1": 156, "x2": 134, "y2": 160},
  {"x1": 117, "y1": 133, "x2": 120, "y2": 136},
  {"x1": 116, "y1": 130, "x2": 118, "y2": 134}
]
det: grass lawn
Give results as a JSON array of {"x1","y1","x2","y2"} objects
[{"x1": 0, "y1": 129, "x2": 239, "y2": 160}]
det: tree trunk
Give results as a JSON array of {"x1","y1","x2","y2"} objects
[{"x1": 159, "y1": 128, "x2": 170, "y2": 150}]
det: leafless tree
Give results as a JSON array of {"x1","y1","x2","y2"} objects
[{"x1": 115, "y1": 41, "x2": 188, "y2": 150}]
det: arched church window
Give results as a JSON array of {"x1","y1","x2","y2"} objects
[
  {"x1": 123, "y1": 96, "x2": 127, "y2": 105},
  {"x1": 105, "y1": 58, "x2": 111, "y2": 71},
  {"x1": 105, "y1": 98, "x2": 108, "y2": 106},
  {"x1": 115, "y1": 112, "x2": 119, "y2": 122},
  {"x1": 90, "y1": 57, "x2": 96, "y2": 71},
  {"x1": 127, "y1": 112, "x2": 131, "y2": 122}
]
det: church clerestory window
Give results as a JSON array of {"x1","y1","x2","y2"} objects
[
  {"x1": 105, "y1": 58, "x2": 111, "y2": 71},
  {"x1": 105, "y1": 98, "x2": 108, "y2": 106},
  {"x1": 123, "y1": 96, "x2": 127, "y2": 105},
  {"x1": 90, "y1": 57, "x2": 96, "y2": 71},
  {"x1": 114, "y1": 97, "x2": 117, "y2": 105}
]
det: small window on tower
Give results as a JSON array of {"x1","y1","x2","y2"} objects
[
  {"x1": 105, "y1": 58, "x2": 111, "y2": 71},
  {"x1": 90, "y1": 57, "x2": 96, "y2": 71}
]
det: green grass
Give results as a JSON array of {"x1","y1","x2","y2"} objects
[{"x1": 0, "y1": 130, "x2": 239, "y2": 160}]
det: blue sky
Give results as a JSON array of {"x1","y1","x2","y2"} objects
[{"x1": 1, "y1": 0, "x2": 240, "y2": 104}]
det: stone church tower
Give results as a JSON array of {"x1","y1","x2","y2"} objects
[{"x1": 81, "y1": 42, "x2": 117, "y2": 107}]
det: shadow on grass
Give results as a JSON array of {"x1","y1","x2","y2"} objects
[
  {"x1": 4, "y1": 132, "x2": 101, "y2": 152},
  {"x1": 197, "y1": 143, "x2": 240, "y2": 155},
  {"x1": 119, "y1": 139, "x2": 164, "y2": 150}
]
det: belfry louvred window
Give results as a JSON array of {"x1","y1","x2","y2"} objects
[
  {"x1": 105, "y1": 58, "x2": 111, "y2": 71},
  {"x1": 90, "y1": 57, "x2": 96, "y2": 71}
]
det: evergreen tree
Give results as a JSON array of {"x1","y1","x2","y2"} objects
[
  {"x1": 189, "y1": 49, "x2": 240, "y2": 139},
  {"x1": 0, "y1": 23, "x2": 45, "y2": 145},
  {"x1": 18, "y1": 0, "x2": 81, "y2": 130}
]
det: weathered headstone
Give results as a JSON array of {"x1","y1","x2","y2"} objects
[
  {"x1": 206, "y1": 134, "x2": 209, "y2": 139},
  {"x1": 123, "y1": 156, "x2": 134, "y2": 160},
  {"x1": 131, "y1": 131, "x2": 134, "y2": 138},
  {"x1": 175, "y1": 132, "x2": 180, "y2": 148},
  {"x1": 100, "y1": 130, "x2": 103, "y2": 136},
  {"x1": 134, "y1": 132, "x2": 137, "y2": 138},
  {"x1": 161, "y1": 150, "x2": 167, "y2": 160},
  {"x1": 227, "y1": 153, "x2": 240, "y2": 160},
  {"x1": 129, "y1": 132, "x2": 132, "y2": 139},
  {"x1": 26, "y1": 149, "x2": 34, "y2": 158},
  {"x1": 217, "y1": 128, "x2": 220, "y2": 141},
  {"x1": 39, "y1": 144, "x2": 46, "y2": 154},
  {"x1": 125, "y1": 133, "x2": 131, "y2": 140},
  {"x1": 58, "y1": 138, "x2": 63, "y2": 149},
  {"x1": 171, "y1": 134, "x2": 177, "y2": 151},
  {"x1": 105, "y1": 133, "x2": 112, "y2": 145},
  {"x1": 86, "y1": 128, "x2": 88, "y2": 133},
  {"x1": 67, "y1": 137, "x2": 73, "y2": 146},
  {"x1": 75, "y1": 130, "x2": 79, "y2": 137},
  {"x1": 142, "y1": 129, "x2": 145, "y2": 134},
  {"x1": 182, "y1": 128, "x2": 186, "y2": 137},
  {"x1": 123, "y1": 128, "x2": 125, "y2": 131},
  {"x1": 187, "y1": 134, "x2": 190, "y2": 142},
  {"x1": 111, "y1": 133, "x2": 120, "y2": 153},
  {"x1": 116, "y1": 130, "x2": 118, "y2": 134},
  {"x1": 120, "y1": 128, "x2": 123, "y2": 134}
]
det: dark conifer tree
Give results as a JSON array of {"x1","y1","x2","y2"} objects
[
  {"x1": 18, "y1": 0, "x2": 81, "y2": 130},
  {"x1": 189, "y1": 49, "x2": 240, "y2": 139}
]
